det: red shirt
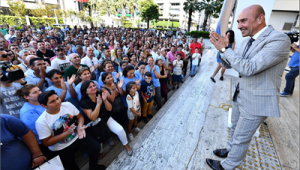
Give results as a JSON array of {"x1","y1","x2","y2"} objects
[
  {"x1": 190, "y1": 42, "x2": 202, "y2": 54},
  {"x1": 176, "y1": 51, "x2": 185, "y2": 59}
]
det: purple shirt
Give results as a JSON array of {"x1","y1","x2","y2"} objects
[{"x1": 167, "y1": 51, "x2": 177, "y2": 64}]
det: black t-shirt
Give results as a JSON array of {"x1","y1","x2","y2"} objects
[
  {"x1": 80, "y1": 92, "x2": 110, "y2": 124},
  {"x1": 36, "y1": 49, "x2": 56, "y2": 59}
]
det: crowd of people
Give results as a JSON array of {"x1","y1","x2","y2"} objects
[{"x1": 0, "y1": 23, "x2": 206, "y2": 170}]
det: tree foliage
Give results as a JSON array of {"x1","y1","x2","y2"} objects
[
  {"x1": 183, "y1": 0, "x2": 201, "y2": 32},
  {"x1": 140, "y1": 0, "x2": 159, "y2": 29},
  {"x1": 7, "y1": 0, "x2": 28, "y2": 24},
  {"x1": 198, "y1": 0, "x2": 223, "y2": 31}
]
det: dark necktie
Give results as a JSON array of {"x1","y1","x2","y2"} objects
[
  {"x1": 235, "y1": 38, "x2": 255, "y2": 101},
  {"x1": 242, "y1": 38, "x2": 255, "y2": 58}
]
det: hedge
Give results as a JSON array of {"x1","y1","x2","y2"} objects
[
  {"x1": 0, "y1": 15, "x2": 26, "y2": 26},
  {"x1": 186, "y1": 31, "x2": 210, "y2": 38},
  {"x1": 29, "y1": 17, "x2": 64, "y2": 27},
  {"x1": 0, "y1": 15, "x2": 64, "y2": 27}
]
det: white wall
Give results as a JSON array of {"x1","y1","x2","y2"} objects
[
  {"x1": 231, "y1": 0, "x2": 276, "y2": 50},
  {"x1": 273, "y1": 0, "x2": 299, "y2": 11},
  {"x1": 268, "y1": 12, "x2": 298, "y2": 32}
]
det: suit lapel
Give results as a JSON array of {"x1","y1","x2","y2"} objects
[{"x1": 245, "y1": 26, "x2": 274, "y2": 59}]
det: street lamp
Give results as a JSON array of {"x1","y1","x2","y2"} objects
[{"x1": 169, "y1": 13, "x2": 175, "y2": 30}]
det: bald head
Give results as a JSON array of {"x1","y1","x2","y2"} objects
[
  {"x1": 25, "y1": 55, "x2": 37, "y2": 65},
  {"x1": 69, "y1": 53, "x2": 81, "y2": 65},
  {"x1": 237, "y1": 5, "x2": 266, "y2": 37}
]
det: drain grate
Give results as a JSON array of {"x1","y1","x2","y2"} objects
[{"x1": 230, "y1": 124, "x2": 282, "y2": 170}]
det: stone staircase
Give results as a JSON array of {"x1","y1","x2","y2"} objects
[{"x1": 106, "y1": 49, "x2": 225, "y2": 170}]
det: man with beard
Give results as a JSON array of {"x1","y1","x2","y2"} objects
[{"x1": 51, "y1": 45, "x2": 71, "y2": 73}]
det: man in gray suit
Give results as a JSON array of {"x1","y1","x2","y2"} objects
[{"x1": 206, "y1": 5, "x2": 291, "y2": 170}]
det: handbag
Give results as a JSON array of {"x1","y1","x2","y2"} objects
[{"x1": 34, "y1": 156, "x2": 64, "y2": 170}]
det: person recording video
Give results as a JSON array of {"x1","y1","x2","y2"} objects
[{"x1": 0, "y1": 49, "x2": 27, "y2": 118}]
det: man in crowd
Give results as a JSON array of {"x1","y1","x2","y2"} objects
[
  {"x1": 63, "y1": 53, "x2": 89, "y2": 84},
  {"x1": 25, "y1": 58, "x2": 52, "y2": 92},
  {"x1": 51, "y1": 45, "x2": 71, "y2": 73},
  {"x1": 36, "y1": 41, "x2": 56, "y2": 62}
]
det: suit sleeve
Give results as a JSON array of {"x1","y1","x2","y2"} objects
[{"x1": 223, "y1": 34, "x2": 291, "y2": 76}]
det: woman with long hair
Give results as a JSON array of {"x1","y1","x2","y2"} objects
[
  {"x1": 15, "y1": 84, "x2": 55, "y2": 159},
  {"x1": 210, "y1": 30, "x2": 236, "y2": 82},
  {"x1": 98, "y1": 60, "x2": 118, "y2": 86},
  {"x1": 75, "y1": 66, "x2": 100, "y2": 101},
  {"x1": 155, "y1": 59, "x2": 168, "y2": 102},
  {"x1": 80, "y1": 80, "x2": 133, "y2": 156}
]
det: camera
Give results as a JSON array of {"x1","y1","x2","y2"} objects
[
  {"x1": 286, "y1": 30, "x2": 299, "y2": 44},
  {"x1": 0, "y1": 61, "x2": 24, "y2": 82}
]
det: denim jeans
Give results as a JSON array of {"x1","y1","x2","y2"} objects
[
  {"x1": 283, "y1": 66, "x2": 299, "y2": 94},
  {"x1": 191, "y1": 65, "x2": 198, "y2": 75}
]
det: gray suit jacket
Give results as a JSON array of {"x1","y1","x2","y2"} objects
[{"x1": 220, "y1": 25, "x2": 291, "y2": 117}]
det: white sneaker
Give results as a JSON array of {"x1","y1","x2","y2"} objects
[
  {"x1": 132, "y1": 127, "x2": 141, "y2": 133},
  {"x1": 128, "y1": 133, "x2": 134, "y2": 141}
]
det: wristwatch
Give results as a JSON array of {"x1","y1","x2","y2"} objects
[{"x1": 220, "y1": 46, "x2": 229, "y2": 53}]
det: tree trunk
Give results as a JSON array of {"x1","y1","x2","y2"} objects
[
  {"x1": 147, "y1": 19, "x2": 149, "y2": 29},
  {"x1": 187, "y1": 8, "x2": 192, "y2": 32},
  {"x1": 202, "y1": 11, "x2": 209, "y2": 31}
]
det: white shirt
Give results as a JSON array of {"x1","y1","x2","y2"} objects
[
  {"x1": 81, "y1": 56, "x2": 98, "y2": 68},
  {"x1": 51, "y1": 56, "x2": 71, "y2": 71},
  {"x1": 35, "y1": 102, "x2": 79, "y2": 151},
  {"x1": 18, "y1": 62, "x2": 28, "y2": 73},
  {"x1": 192, "y1": 53, "x2": 201, "y2": 65},
  {"x1": 252, "y1": 26, "x2": 268, "y2": 40},
  {"x1": 151, "y1": 51, "x2": 159, "y2": 62}
]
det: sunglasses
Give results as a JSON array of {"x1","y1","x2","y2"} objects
[
  {"x1": 7, "y1": 53, "x2": 13, "y2": 56},
  {"x1": 55, "y1": 49, "x2": 64, "y2": 52},
  {"x1": 0, "y1": 54, "x2": 7, "y2": 58}
]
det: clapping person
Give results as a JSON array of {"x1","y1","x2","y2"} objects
[
  {"x1": 46, "y1": 69, "x2": 79, "y2": 109},
  {"x1": 35, "y1": 90, "x2": 105, "y2": 170},
  {"x1": 80, "y1": 80, "x2": 133, "y2": 156}
]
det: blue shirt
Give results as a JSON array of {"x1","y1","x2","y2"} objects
[
  {"x1": 25, "y1": 74, "x2": 52, "y2": 92},
  {"x1": 145, "y1": 65, "x2": 161, "y2": 88},
  {"x1": 121, "y1": 75, "x2": 141, "y2": 107},
  {"x1": 20, "y1": 102, "x2": 45, "y2": 144},
  {"x1": 141, "y1": 80, "x2": 154, "y2": 102},
  {"x1": 1, "y1": 114, "x2": 32, "y2": 170},
  {"x1": 75, "y1": 81, "x2": 100, "y2": 101},
  {"x1": 288, "y1": 46, "x2": 299, "y2": 67},
  {"x1": 46, "y1": 83, "x2": 80, "y2": 110},
  {"x1": 98, "y1": 72, "x2": 117, "y2": 87}
]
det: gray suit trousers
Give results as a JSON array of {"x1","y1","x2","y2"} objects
[{"x1": 221, "y1": 96, "x2": 267, "y2": 170}]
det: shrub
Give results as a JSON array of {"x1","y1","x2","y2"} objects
[
  {"x1": 0, "y1": 15, "x2": 26, "y2": 26},
  {"x1": 0, "y1": 15, "x2": 64, "y2": 27},
  {"x1": 187, "y1": 31, "x2": 210, "y2": 38}
]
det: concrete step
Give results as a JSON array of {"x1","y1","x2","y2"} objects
[{"x1": 107, "y1": 50, "x2": 219, "y2": 170}]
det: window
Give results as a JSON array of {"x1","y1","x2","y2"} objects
[
  {"x1": 171, "y1": 3, "x2": 180, "y2": 6},
  {"x1": 282, "y1": 22, "x2": 293, "y2": 31}
]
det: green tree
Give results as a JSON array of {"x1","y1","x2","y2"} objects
[
  {"x1": 183, "y1": 0, "x2": 200, "y2": 32},
  {"x1": 7, "y1": 0, "x2": 28, "y2": 25},
  {"x1": 198, "y1": 0, "x2": 223, "y2": 31},
  {"x1": 44, "y1": 4, "x2": 58, "y2": 25},
  {"x1": 30, "y1": 3, "x2": 44, "y2": 17},
  {"x1": 62, "y1": 10, "x2": 70, "y2": 24},
  {"x1": 140, "y1": 3, "x2": 159, "y2": 29},
  {"x1": 55, "y1": 9, "x2": 63, "y2": 18}
]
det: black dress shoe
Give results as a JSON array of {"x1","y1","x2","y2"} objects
[
  {"x1": 213, "y1": 149, "x2": 229, "y2": 158},
  {"x1": 206, "y1": 159, "x2": 224, "y2": 170},
  {"x1": 147, "y1": 114, "x2": 153, "y2": 119},
  {"x1": 220, "y1": 76, "x2": 224, "y2": 81}
]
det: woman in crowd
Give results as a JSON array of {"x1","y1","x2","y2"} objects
[
  {"x1": 75, "y1": 66, "x2": 100, "y2": 101},
  {"x1": 80, "y1": 80, "x2": 133, "y2": 156},
  {"x1": 210, "y1": 30, "x2": 235, "y2": 82},
  {"x1": 98, "y1": 60, "x2": 118, "y2": 86},
  {"x1": 6, "y1": 50, "x2": 21, "y2": 65},
  {"x1": 15, "y1": 84, "x2": 55, "y2": 159},
  {"x1": 155, "y1": 59, "x2": 168, "y2": 102}
]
